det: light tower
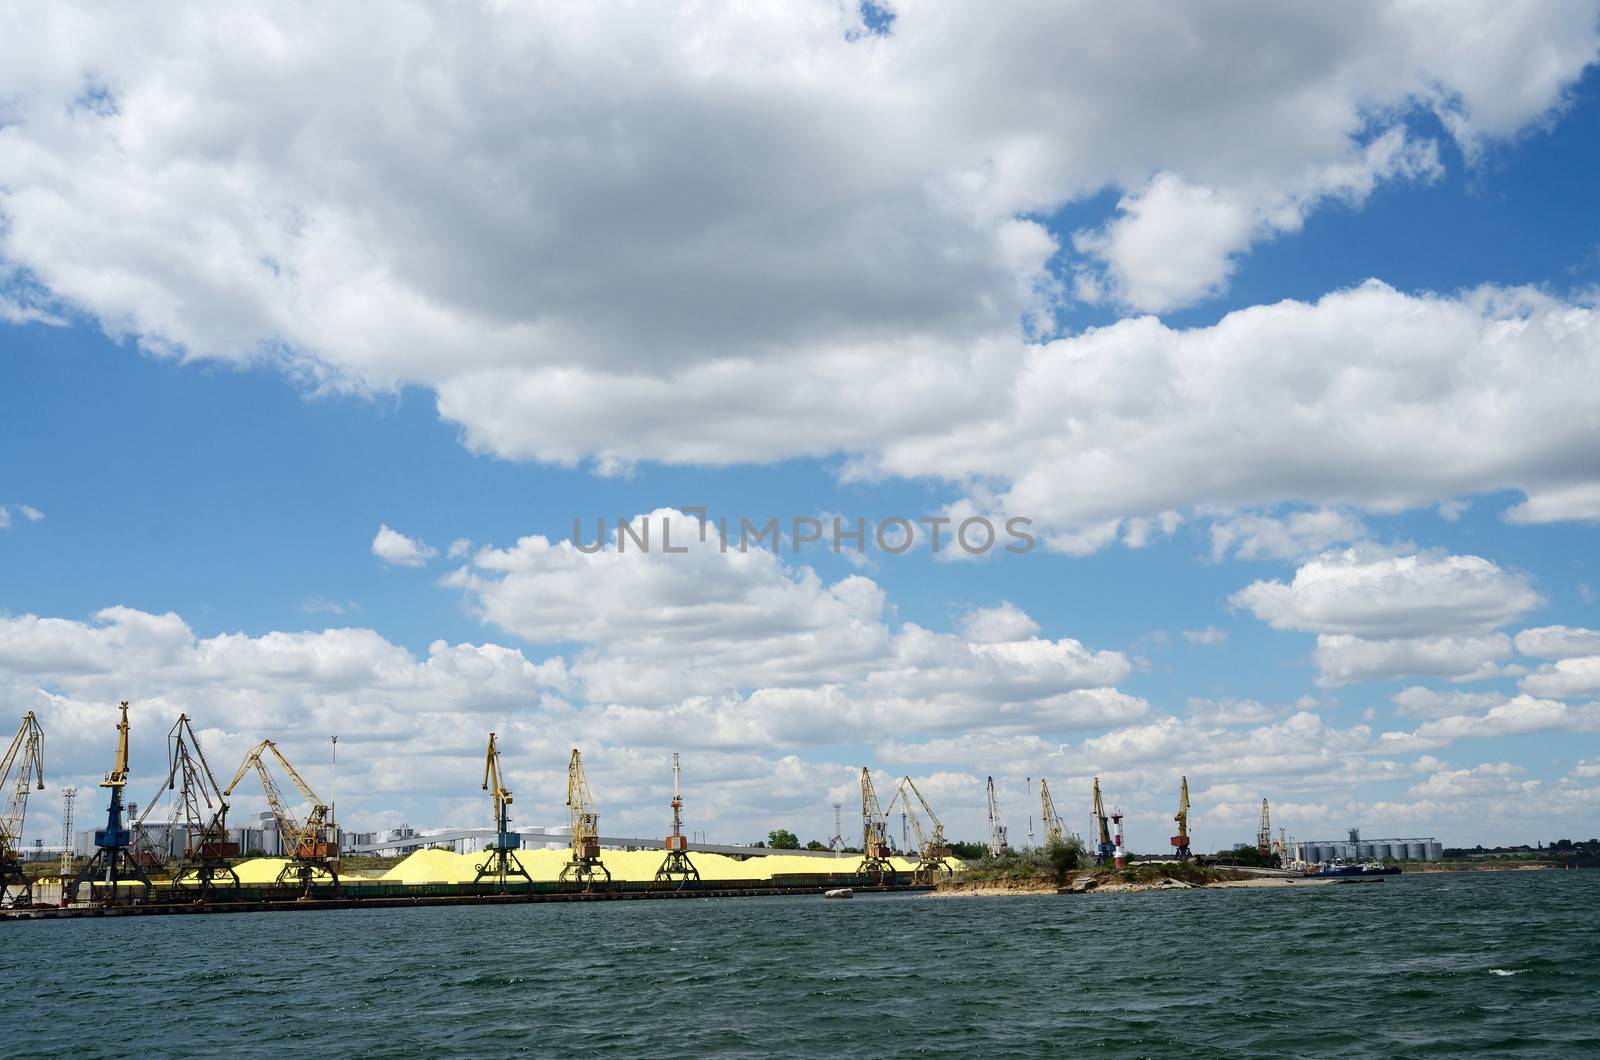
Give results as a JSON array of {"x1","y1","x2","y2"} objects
[
  {"x1": 1026, "y1": 775, "x2": 1034, "y2": 849},
  {"x1": 1111, "y1": 806, "x2": 1125, "y2": 869},
  {"x1": 828, "y1": 801, "x2": 844, "y2": 852},
  {"x1": 1257, "y1": 798, "x2": 1272, "y2": 857},
  {"x1": 59, "y1": 785, "x2": 77, "y2": 881},
  {"x1": 656, "y1": 753, "x2": 698, "y2": 882}
]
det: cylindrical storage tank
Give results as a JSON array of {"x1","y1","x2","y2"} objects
[
  {"x1": 1427, "y1": 841, "x2": 1442, "y2": 861},
  {"x1": 1371, "y1": 842, "x2": 1391, "y2": 860},
  {"x1": 1312, "y1": 844, "x2": 1330, "y2": 863},
  {"x1": 1408, "y1": 842, "x2": 1426, "y2": 860},
  {"x1": 1359, "y1": 842, "x2": 1375, "y2": 859}
]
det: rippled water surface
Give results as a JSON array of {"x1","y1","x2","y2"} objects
[{"x1": 8, "y1": 871, "x2": 1598, "y2": 1057}]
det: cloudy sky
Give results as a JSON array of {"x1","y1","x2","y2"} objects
[{"x1": 4, "y1": 1, "x2": 1599, "y2": 852}]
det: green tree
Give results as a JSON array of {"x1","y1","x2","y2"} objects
[
  {"x1": 1044, "y1": 836, "x2": 1085, "y2": 878},
  {"x1": 1224, "y1": 843, "x2": 1276, "y2": 867},
  {"x1": 804, "y1": 839, "x2": 828, "y2": 851},
  {"x1": 767, "y1": 828, "x2": 800, "y2": 849}
]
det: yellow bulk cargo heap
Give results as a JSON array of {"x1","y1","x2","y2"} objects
[
  {"x1": 219, "y1": 848, "x2": 955, "y2": 888},
  {"x1": 374, "y1": 847, "x2": 939, "y2": 885}
]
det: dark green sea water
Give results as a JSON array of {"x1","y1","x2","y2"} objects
[{"x1": 6, "y1": 870, "x2": 1597, "y2": 1057}]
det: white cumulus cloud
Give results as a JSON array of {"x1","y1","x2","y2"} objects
[
  {"x1": 1232, "y1": 548, "x2": 1541, "y2": 638},
  {"x1": 371, "y1": 524, "x2": 437, "y2": 567},
  {"x1": 0, "y1": 6, "x2": 1597, "y2": 545}
]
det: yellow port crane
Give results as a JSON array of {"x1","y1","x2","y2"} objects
[
  {"x1": 474, "y1": 733, "x2": 529, "y2": 890},
  {"x1": 1039, "y1": 778, "x2": 1064, "y2": 847},
  {"x1": 134, "y1": 714, "x2": 241, "y2": 896},
  {"x1": 68, "y1": 702, "x2": 153, "y2": 904},
  {"x1": 1171, "y1": 776, "x2": 1192, "y2": 860},
  {"x1": 1, "y1": 711, "x2": 45, "y2": 908},
  {"x1": 224, "y1": 739, "x2": 339, "y2": 894},
  {"x1": 858, "y1": 767, "x2": 895, "y2": 882},
  {"x1": 559, "y1": 748, "x2": 609, "y2": 885},
  {"x1": 886, "y1": 776, "x2": 953, "y2": 882},
  {"x1": 656, "y1": 752, "x2": 698, "y2": 882},
  {"x1": 1091, "y1": 776, "x2": 1115, "y2": 864}
]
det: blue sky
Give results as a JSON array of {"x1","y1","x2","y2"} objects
[{"x1": 3, "y1": 3, "x2": 1599, "y2": 852}]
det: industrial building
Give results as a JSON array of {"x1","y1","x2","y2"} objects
[
  {"x1": 1299, "y1": 829, "x2": 1442, "y2": 864},
  {"x1": 73, "y1": 813, "x2": 376, "y2": 860}
]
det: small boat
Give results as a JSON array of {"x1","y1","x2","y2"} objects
[
  {"x1": 824, "y1": 887, "x2": 853, "y2": 899},
  {"x1": 1304, "y1": 858, "x2": 1400, "y2": 879}
]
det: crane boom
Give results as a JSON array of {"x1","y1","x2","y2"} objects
[
  {"x1": 559, "y1": 748, "x2": 609, "y2": 884},
  {"x1": 1171, "y1": 776, "x2": 1192, "y2": 859},
  {"x1": 67, "y1": 702, "x2": 152, "y2": 904},
  {"x1": 483, "y1": 732, "x2": 512, "y2": 817},
  {"x1": 889, "y1": 775, "x2": 953, "y2": 880},
  {"x1": 1039, "y1": 778, "x2": 1063, "y2": 846},
  {"x1": 133, "y1": 714, "x2": 239, "y2": 893},
  {"x1": 224, "y1": 739, "x2": 338, "y2": 892},
  {"x1": 656, "y1": 752, "x2": 698, "y2": 882},
  {"x1": 857, "y1": 767, "x2": 895, "y2": 881},
  {"x1": 985, "y1": 776, "x2": 1008, "y2": 857},
  {"x1": 1, "y1": 711, "x2": 46, "y2": 908},
  {"x1": 474, "y1": 732, "x2": 529, "y2": 889},
  {"x1": 1092, "y1": 776, "x2": 1115, "y2": 864}
]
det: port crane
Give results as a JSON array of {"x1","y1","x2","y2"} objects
[
  {"x1": 886, "y1": 776, "x2": 953, "y2": 881},
  {"x1": 1091, "y1": 776, "x2": 1115, "y2": 865},
  {"x1": 1171, "y1": 776, "x2": 1191, "y2": 860},
  {"x1": 133, "y1": 714, "x2": 240, "y2": 896},
  {"x1": 985, "y1": 776, "x2": 1009, "y2": 857},
  {"x1": 224, "y1": 739, "x2": 339, "y2": 893},
  {"x1": 656, "y1": 753, "x2": 698, "y2": 882},
  {"x1": 474, "y1": 733, "x2": 529, "y2": 890},
  {"x1": 857, "y1": 767, "x2": 895, "y2": 881},
  {"x1": 1, "y1": 711, "x2": 45, "y2": 907},
  {"x1": 559, "y1": 748, "x2": 609, "y2": 885},
  {"x1": 69, "y1": 702, "x2": 153, "y2": 904},
  {"x1": 1039, "y1": 778, "x2": 1064, "y2": 847}
]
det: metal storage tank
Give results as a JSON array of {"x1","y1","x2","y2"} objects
[
  {"x1": 1407, "y1": 841, "x2": 1426, "y2": 860},
  {"x1": 1427, "y1": 841, "x2": 1443, "y2": 861},
  {"x1": 1371, "y1": 842, "x2": 1391, "y2": 860}
]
